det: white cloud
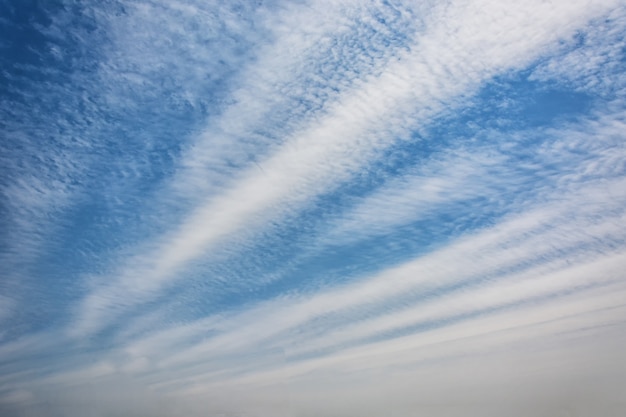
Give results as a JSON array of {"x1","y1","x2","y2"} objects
[
  {"x1": 136, "y1": 185, "x2": 625, "y2": 383},
  {"x1": 530, "y1": 5, "x2": 626, "y2": 95},
  {"x1": 104, "y1": 103, "x2": 626, "y2": 382},
  {"x1": 3, "y1": 1, "x2": 626, "y2": 416},
  {"x1": 72, "y1": 0, "x2": 623, "y2": 338}
]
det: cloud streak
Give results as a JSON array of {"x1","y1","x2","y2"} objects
[
  {"x1": 72, "y1": 0, "x2": 624, "y2": 338},
  {"x1": 1, "y1": 1, "x2": 626, "y2": 416}
]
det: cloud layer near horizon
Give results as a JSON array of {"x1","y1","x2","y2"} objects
[{"x1": 1, "y1": 1, "x2": 626, "y2": 416}]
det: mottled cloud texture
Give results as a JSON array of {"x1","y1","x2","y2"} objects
[{"x1": 1, "y1": 0, "x2": 626, "y2": 416}]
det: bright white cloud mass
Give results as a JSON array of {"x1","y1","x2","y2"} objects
[{"x1": 1, "y1": 0, "x2": 626, "y2": 416}]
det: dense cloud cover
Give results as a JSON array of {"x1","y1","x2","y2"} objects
[{"x1": 1, "y1": 0, "x2": 626, "y2": 416}]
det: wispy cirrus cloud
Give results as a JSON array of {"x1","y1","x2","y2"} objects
[
  {"x1": 71, "y1": 0, "x2": 623, "y2": 338},
  {"x1": 1, "y1": 1, "x2": 626, "y2": 416}
]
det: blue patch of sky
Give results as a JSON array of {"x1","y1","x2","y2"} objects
[
  {"x1": 0, "y1": 1, "x2": 66, "y2": 86},
  {"x1": 0, "y1": 0, "x2": 268, "y2": 336},
  {"x1": 470, "y1": 72, "x2": 594, "y2": 128},
  {"x1": 0, "y1": 1, "x2": 106, "y2": 339}
]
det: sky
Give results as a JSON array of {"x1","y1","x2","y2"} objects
[{"x1": 1, "y1": 0, "x2": 626, "y2": 416}]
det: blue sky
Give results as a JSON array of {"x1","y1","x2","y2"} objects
[{"x1": 1, "y1": 0, "x2": 626, "y2": 416}]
